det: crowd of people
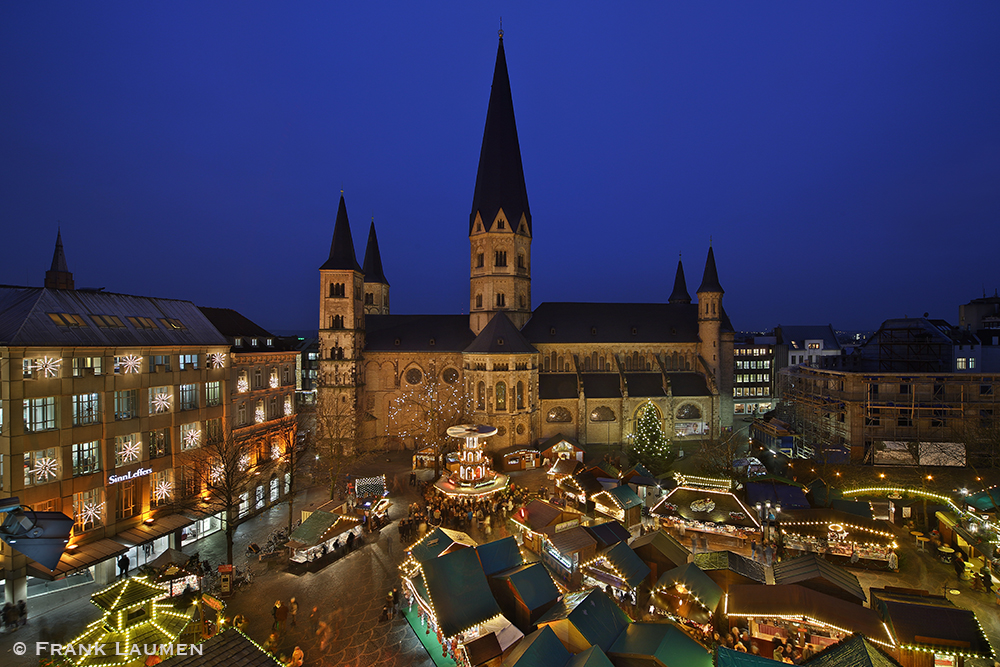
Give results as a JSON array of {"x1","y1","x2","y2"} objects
[
  {"x1": 396, "y1": 479, "x2": 535, "y2": 545},
  {"x1": 2, "y1": 600, "x2": 27, "y2": 632}
]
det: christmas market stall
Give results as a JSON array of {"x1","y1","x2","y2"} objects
[
  {"x1": 556, "y1": 469, "x2": 603, "y2": 513},
  {"x1": 547, "y1": 457, "x2": 584, "y2": 482},
  {"x1": 630, "y1": 529, "x2": 691, "y2": 589},
  {"x1": 539, "y1": 434, "x2": 586, "y2": 464},
  {"x1": 353, "y1": 474, "x2": 392, "y2": 517},
  {"x1": 591, "y1": 485, "x2": 644, "y2": 531},
  {"x1": 285, "y1": 506, "x2": 361, "y2": 572},
  {"x1": 650, "y1": 562, "x2": 723, "y2": 633},
  {"x1": 497, "y1": 445, "x2": 541, "y2": 472},
  {"x1": 650, "y1": 486, "x2": 759, "y2": 546},
  {"x1": 771, "y1": 553, "x2": 866, "y2": 605},
  {"x1": 535, "y1": 588, "x2": 631, "y2": 654},
  {"x1": 777, "y1": 508, "x2": 897, "y2": 566},
  {"x1": 581, "y1": 541, "x2": 650, "y2": 598},
  {"x1": 691, "y1": 551, "x2": 766, "y2": 592},
  {"x1": 144, "y1": 548, "x2": 203, "y2": 595},
  {"x1": 725, "y1": 584, "x2": 895, "y2": 660},
  {"x1": 66, "y1": 575, "x2": 198, "y2": 667}
]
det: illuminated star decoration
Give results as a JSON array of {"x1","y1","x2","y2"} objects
[
  {"x1": 209, "y1": 465, "x2": 223, "y2": 484},
  {"x1": 271, "y1": 445, "x2": 282, "y2": 461},
  {"x1": 269, "y1": 376, "x2": 279, "y2": 389},
  {"x1": 33, "y1": 356, "x2": 62, "y2": 378},
  {"x1": 239, "y1": 454, "x2": 250, "y2": 471},
  {"x1": 32, "y1": 457, "x2": 59, "y2": 481},
  {"x1": 119, "y1": 439, "x2": 141, "y2": 464},
  {"x1": 183, "y1": 428, "x2": 201, "y2": 449},
  {"x1": 152, "y1": 392, "x2": 172, "y2": 413},
  {"x1": 209, "y1": 353, "x2": 227, "y2": 369},
  {"x1": 154, "y1": 480, "x2": 173, "y2": 501},
  {"x1": 237, "y1": 377, "x2": 249, "y2": 393},
  {"x1": 80, "y1": 502, "x2": 104, "y2": 528},
  {"x1": 255, "y1": 406, "x2": 265, "y2": 423},
  {"x1": 284, "y1": 400, "x2": 293, "y2": 416},
  {"x1": 121, "y1": 354, "x2": 142, "y2": 374}
]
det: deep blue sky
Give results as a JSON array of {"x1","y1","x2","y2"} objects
[{"x1": 3, "y1": 3, "x2": 999, "y2": 333}]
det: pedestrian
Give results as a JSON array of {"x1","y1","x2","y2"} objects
[
  {"x1": 309, "y1": 607, "x2": 319, "y2": 635},
  {"x1": 954, "y1": 553, "x2": 966, "y2": 586},
  {"x1": 273, "y1": 600, "x2": 288, "y2": 633},
  {"x1": 750, "y1": 539, "x2": 757, "y2": 561},
  {"x1": 983, "y1": 565, "x2": 994, "y2": 594},
  {"x1": 690, "y1": 534, "x2": 698, "y2": 554},
  {"x1": 118, "y1": 554, "x2": 130, "y2": 578},
  {"x1": 289, "y1": 597, "x2": 298, "y2": 628},
  {"x1": 678, "y1": 522, "x2": 686, "y2": 538},
  {"x1": 764, "y1": 542, "x2": 774, "y2": 567},
  {"x1": 392, "y1": 588, "x2": 400, "y2": 612},
  {"x1": 16, "y1": 600, "x2": 26, "y2": 628},
  {"x1": 386, "y1": 531, "x2": 394, "y2": 557},
  {"x1": 290, "y1": 646, "x2": 304, "y2": 667},
  {"x1": 410, "y1": 470, "x2": 416, "y2": 486}
]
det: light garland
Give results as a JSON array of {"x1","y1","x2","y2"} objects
[
  {"x1": 209, "y1": 353, "x2": 227, "y2": 369},
  {"x1": 209, "y1": 464, "x2": 223, "y2": 484},
  {"x1": 271, "y1": 445, "x2": 282, "y2": 461},
  {"x1": 269, "y1": 375, "x2": 279, "y2": 389},
  {"x1": 152, "y1": 392, "x2": 172, "y2": 412},
  {"x1": 730, "y1": 611, "x2": 895, "y2": 649},
  {"x1": 238, "y1": 454, "x2": 250, "y2": 471},
  {"x1": 33, "y1": 356, "x2": 62, "y2": 377}
]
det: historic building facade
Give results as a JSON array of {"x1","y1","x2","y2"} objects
[{"x1": 317, "y1": 34, "x2": 735, "y2": 455}]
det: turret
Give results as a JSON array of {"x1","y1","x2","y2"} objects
[
  {"x1": 44, "y1": 230, "x2": 75, "y2": 290},
  {"x1": 668, "y1": 255, "x2": 690, "y2": 305},
  {"x1": 697, "y1": 245, "x2": 725, "y2": 381},
  {"x1": 363, "y1": 218, "x2": 390, "y2": 315}
]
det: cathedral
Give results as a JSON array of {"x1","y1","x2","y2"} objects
[{"x1": 317, "y1": 33, "x2": 734, "y2": 455}]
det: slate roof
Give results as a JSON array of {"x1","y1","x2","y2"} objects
[
  {"x1": 92, "y1": 576, "x2": 167, "y2": 612},
  {"x1": 593, "y1": 541, "x2": 651, "y2": 590},
  {"x1": 585, "y1": 521, "x2": 631, "y2": 550},
  {"x1": 608, "y1": 622, "x2": 714, "y2": 667},
  {"x1": 518, "y1": 500, "x2": 565, "y2": 531},
  {"x1": 365, "y1": 314, "x2": 475, "y2": 351},
  {"x1": 198, "y1": 306, "x2": 275, "y2": 339},
  {"x1": 362, "y1": 220, "x2": 389, "y2": 285},
  {"x1": 775, "y1": 325, "x2": 840, "y2": 352},
  {"x1": 655, "y1": 563, "x2": 724, "y2": 612},
  {"x1": 0, "y1": 286, "x2": 230, "y2": 347},
  {"x1": 471, "y1": 35, "x2": 531, "y2": 236},
  {"x1": 581, "y1": 373, "x2": 622, "y2": 398},
  {"x1": 668, "y1": 258, "x2": 691, "y2": 305},
  {"x1": 166, "y1": 629, "x2": 281, "y2": 667},
  {"x1": 539, "y1": 434, "x2": 585, "y2": 455},
  {"x1": 285, "y1": 510, "x2": 357, "y2": 549},
  {"x1": 492, "y1": 562, "x2": 559, "y2": 612},
  {"x1": 476, "y1": 536, "x2": 523, "y2": 577},
  {"x1": 466, "y1": 311, "x2": 537, "y2": 354},
  {"x1": 320, "y1": 194, "x2": 362, "y2": 271},
  {"x1": 667, "y1": 373, "x2": 713, "y2": 396},
  {"x1": 772, "y1": 554, "x2": 866, "y2": 604},
  {"x1": 522, "y1": 302, "x2": 700, "y2": 344},
  {"x1": 625, "y1": 373, "x2": 667, "y2": 397},
  {"x1": 539, "y1": 374, "x2": 578, "y2": 399},
  {"x1": 630, "y1": 530, "x2": 691, "y2": 568},
  {"x1": 803, "y1": 635, "x2": 902, "y2": 667},
  {"x1": 691, "y1": 551, "x2": 765, "y2": 584},
  {"x1": 421, "y1": 545, "x2": 502, "y2": 639},
  {"x1": 501, "y1": 626, "x2": 570, "y2": 667},
  {"x1": 50, "y1": 230, "x2": 70, "y2": 272},
  {"x1": 536, "y1": 588, "x2": 630, "y2": 653},
  {"x1": 548, "y1": 458, "x2": 584, "y2": 478},
  {"x1": 696, "y1": 246, "x2": 724, "y2": 294}
]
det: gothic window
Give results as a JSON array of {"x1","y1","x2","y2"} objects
[
  {"x1": 497, "y1": 218, "x2": 505, "y2": 229},
  {"x1": 405, "y1": 368, "x2": 423, "y2": 385},
  {"x1": 365, "y1": 293, "x2": 373, "y2": 305},
  {"x1": 519, "y1": 295, "x2": 526, "y2": 308},
  {"x1": 635, "y1": 403, "x2": 661, "y2": 422},
  {"x1": 516, "y1": 381, "x2": 525, "y2": 410},
  {"x1": 590, "y1": 406, "x2": 615, "y2": 422},
  {"x1": 496, "y1": 293, "x2": 506, "y2": 307},
  {"x1": 476, "y1": 294, "x2": 483, "y2": 309},
  {"x1": 477, "y1": 382, "x2": 486, "y2": 410},
  {"x1": 676, "y1": 404, "x2": 701, "y2": 420},
  {"x1": 517, "y1": 253, "x2": 525, "y2": 269},
  {"x1": 496, "y1": 382, "x2": 507, "y2": 411},
  {"x1": 331, "y1": 315, "x2": 344, "y2": 329},
  {"x1": 329, "y1": 283, "x2": 345, "y2": 298},
  {"x1": 546, "y1": 407, "x2": 572, "y2": 423},
  {"x1": 477, "y1": 253, "x2": 484, "y2": 268},
  {"x1": 494, "y1": 251, "x2": 507, "y2": 267},
  {"x1": 442, "y1": 368, "x2": 459, "y2": 384}
]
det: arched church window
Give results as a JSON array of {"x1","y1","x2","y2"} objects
[
  {"x1": 405, "y1": 368, "x2": 423, "y2": 385},
  {"x1": 365, "y1": 293, "x2": 373, "y2": 305},
  {"x1": 516, "y1": 381, "x2": 525, "y2": 410},
  {"x1": 677, "y1": 404, "x2": 701, "y2": 420},
  {"x1": 477, "y1": 382, "x2": 485, "y2": 410},
  {"x1": 442, "y1": 368, "x2": 459, "y2": 384},
  {"x1": 517, "y1": 253, "x2": 525, "y2": 269},
  {"x1": 546, "y1": 407, "x2": 572, "y2": 423},
  {"x1": 476, "y1": 252, "x2": 484, "y2": 268},
  {"x1": 496, "y1": 293, "x2": 506, "y2": 307},
  {"x1": 494, "y1": 250, "x2": 507, "y2": 267},
  {"x1": 590, "y1": 406, "x2": 615, "y2": 422},
  {"x1": 636, "y1": 403, "x2": 661, "y2": 422},
  {"x1": 496, "y1": 382, "x2": 507, "y2": 411},
  {"x1": 519, "y1": 295, "x2": 526, "y2": 309},
  {"x1": 476, "y1": 294, "x2": 483, "y2": 309}
]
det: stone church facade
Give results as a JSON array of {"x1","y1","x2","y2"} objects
[{"x1": 317, "y1": 34, "x2": 735, "y2": 455}]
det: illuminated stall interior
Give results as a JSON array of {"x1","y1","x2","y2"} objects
[
  {"x1": 581, "y1": 541, "x2": 650, "y2": 596},
  {"x1": 778, "y1": 508, "x2": 897, "y2": 564},
  {"x1": 650, "y1": 562, "x2": 723, "y2": 632},
  {"x1": 651, "y1": 486, "x2": 760, "y2": 545}
]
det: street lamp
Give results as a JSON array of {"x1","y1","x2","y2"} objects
[{"x1": 755, "y1": 500, "x2": 781, "y2": 543}]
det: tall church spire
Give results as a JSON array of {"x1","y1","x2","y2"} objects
[
  {"x1": 697, "y1": 246, "x2": 724, "y2": 294},
  {"x1": 362, "y1": 219, "x2": 388, "y2": 286},
  {"x1": 44, "y1": 229, "x2": 75, "y2": 290},
  {"x1": 668, "y1": 255, "x2": 691, "y2": 304},
  {"x1": 320, "y1": 194, "x2": 362, "y2": 271},
  {"x1": 470, "y1": 32, "x2": 531, "y2": 235}
]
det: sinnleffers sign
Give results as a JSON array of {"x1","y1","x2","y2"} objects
[{"x1": 109, "y1": 467, "x2": 153, "y2": 485}]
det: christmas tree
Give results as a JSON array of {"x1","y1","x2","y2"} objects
[{"x1": 630, "y1": 403, "x2": 672, "y2": 474}]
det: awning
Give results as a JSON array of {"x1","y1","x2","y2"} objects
[
  {"x1": 27, "y1": 538, "x2": 128, "y2": 580},
  {"x1": 114, "y1": 514, "x2": 194, "y2": 546}
]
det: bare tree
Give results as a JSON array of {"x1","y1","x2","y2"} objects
[{"x1": 314, "y1": 387, "x2": 381, "y2": 500}]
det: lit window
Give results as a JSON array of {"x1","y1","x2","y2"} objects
[
  {"x1": 72, "y1": 393, "x2": 100, "y2": 426},
  {"x1": 23, "y1": 397, "x2": 57, "y2": 432},
  {"x1": 72, "y1": 441, "x2": 101, "y2": 476}
]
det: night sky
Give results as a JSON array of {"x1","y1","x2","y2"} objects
[{"x1": 3, "y1": 4, "x2": 999, "y2": 334}]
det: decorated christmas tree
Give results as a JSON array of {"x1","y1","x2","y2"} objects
[{"x1": 630, "y1": 403, "x2": 673, "y2": 474}]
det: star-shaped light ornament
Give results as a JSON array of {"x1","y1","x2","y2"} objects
[
  {"x1": 183, "y1": 429, "x2": 202, "y2": 449},
  {"x1": 152, "y1": 392, "x2": 172, "y2": 413},
  {"x1": 80, "y1": 502, "x2": 104, "y2": 528},
  {"x1": 119, "y1": 439, "x2": 141, "y2": 464},
  {"x1": 154, "y1": 480, "x2": 173, "y2": 501},
  {"x1": 237, "y1": 378, "x2": 249, "y2": 393},
  {"x1": 255, "y1": 406, "x2": 265, "y2": 423},
  {"x1": 239, "y1": 454, "x2": 251, "y2": 471},
  {"x1": 209, "y1": 465, "x2": 224, "y2": 484},
  {"x1": 209, "y1": 353, "x2": 227, "y2": 369},
  {"x1": 121, "y1": 355, "x2": 142, "y2": 374},
  {"x1": 269, "y1": 376, "x2": 279, "y2": 389},
  {"x1": 32, "y1": 457, "x2": 59, "y2": 481},
  {"x1": 271, "y1": 445, "x2": 282, "y2": 461},
  {"x1": 284, "y1": 400, "x2": 293, "y2": 416},
  {"x1": 33, "y1": 356, "x2": 62, "y2": 378}
]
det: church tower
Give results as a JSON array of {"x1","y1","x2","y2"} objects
[
  {"x1": 697, "y1": 245, "x2": 724, "y2": 385},
  {"x1": 470, "y1": 31, "x2": 532, "y2": 335},
  {"x1": 668, "y1": 255, "x2": 691, "y2": 305},
  {"x1": 44, "y1": 230, "x2": 74, "y2": 290},
  {"x1": 363, "y1": 219, "x2": 390, "y2": 315},
  {"x1": 318, "y1": 195, "x2": 365, "y2": 434}
]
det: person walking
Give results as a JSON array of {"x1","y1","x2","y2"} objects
[
  {"x1": 289, "y1": 597, "x2": 298, "y2": 628},
  {"x1": 309, "y1": 607, "x2": 320, "y2": 635},
  {"x1": 386, "y1": 530, "x2": 394, "y2": 558},
  {"x1": 16, "y1": 600, "x2": 26, "y2": 628},
  {"x1": 273, "y1": 600, "x2": 288, "y2": 633},
  {"x1": 953, "y1": 552, "x2": 966, "y2": 586},
  {"x1": 690, "y1": 534, "x2": 698, "y2": 554},
  {"x1": 118, "y1": 554, "x2": 130, "y2": 579},
  {"x1": 290, "y1": 646, "x2": 304, "y2": 667},
  {"x1": 764, "y1": 542, "x2": 774, "y2": 567},
  {"x1": 750, "y1": 539, "x2": 757, "y2": 561}
]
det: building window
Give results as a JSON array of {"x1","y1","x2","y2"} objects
[
  {"x1": 282, "y1": 366, "x2": 290, "y2": 385},
  {"x1": 149, "y1": 387, "x2": 172, "y2": 414},
  {"x1": 331, "y1": 314, "x2": 344, "y2": 328},
  {"x1": 237, "y1": 371, "x2": 249, "y2": 393},
  {"x1": 329, "y1": 283, "x2": 345, "y2": 298},
  {"x1": 179, "y1": 354, "x2": 199, "y2": 370},
  {"x1": 590, "y1": 406, "x2": 615, "y2": 422},
  {"x1": 23, "y1": 397, "x2": 57, "y2": 432},
  {"x1": 234, "y1": 337, "x2": 243, "y2": 347},
  {"x1": 494, "y1": 250, "x2": 507, "y2": 267},
  {"x1": 677, "y1": 404, "x2": 702, "y2": 420},
  {"x1": 148, "y1": 428, "x2": 170, "y2": 459},
  {"x1": 266, "y1": 338, "x2": 273, "y2": 346},
  {"x1": 181, "y1": 466, "x2": 199, "y2": 497},
  {"x1": 72, "y1": 441, "x2": 101, "y2": 476},
  {"x1": 477, "y1": 382, "x2": 486, "y2": 411},
  {"x1": 72, "y1": 393, "x2": 100, "y2": 426},
  {"x1": 73, "y1": 488, "x2": 105, "y2": 533},
  {"x1": 405, "y1": 368, "x2": 423, "y2": 385},
  {"x1": 150, "y1": 354, "x2": 171, "y2": 371},
  {"x1": 238, "y1": 402, "x2": 247, "y2": 425},
  {"x1": 269, "y1": 369, "x2": 279, "y2": 388},
  {"x1": 115, "y1": 390, "x2": 138, "y2": 420},
  {"x1": 24, "y1": 448, "x2": 61, "y2": 486},
  {"x1": 476, "y1": 294, "x2": 483, "y2": 309},
  {"x1": 255, "y1": 400, "x2": 266, "y2": 423},
  {"x1": 517, "y1": 253, "x2": 525, "y2": 269},
  {"x1": 496, "y1": 293, "x2": 506, "y2": 307},
  {"x1": 516, "y1": 381, "x2": 525, "y2": 410},
  {"x1": 150, "y1": 470, "x2": 172, "y2": 508},
  {"x1": 206, "y1": 381, "x2": 221, "y2": 407},
  {"x1": 116, "y1": 480, "x2": 137, "y2": 520},
  {"x1": 476, "y1": 253, "x2": 484, "y2": 268},
  {"x1": 284, "y1": 395, "x2": 294, "y2": 416},
  {"x1": 113, "y1": 355, "x2": 142, "y2": 374},
  {"x1": 181, "y1": 422, "x2": 202, "y2": 450},
  {"x1": 115, "y1": 434, "x2": 141, "y2": 467},
  {"x1": 365, "y1": 293, "x2": 374, "y2": 305},
  {"x1": 254, "y1": 368, "x2": 263, "y2": 388},
  {"x1": 897, "y1": 410, "x2": 913, "y2": 427},
  {"x1": 495, "y1": 382, "x2": 507, "y2": 411},
  {"x1": 179, "y1": 384, "x2": 198, "y2": 410},
  {"x1": 546, "y1": 407, "x2": 572, "y2": 423},
  {"x1": 899, "y1": 383, "x2": 912, "y2": 395},
  {"x1": 72, "y1": 356, "x2": 103, "y2": 377}
]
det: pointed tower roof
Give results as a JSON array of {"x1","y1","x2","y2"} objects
[
  {"x1": 696, "y1": 246, "x2": 724, "y2": 294},
  {"x1": 470, "y1": 33, "x2": 531, "y2": 235},
  {"x1": 44, "y1": 229, "x2": 75, "y2": 290},
  {"x1": 668, "y1": 256, "x2": 691, "y2": 304},
  {"x1": 50, "y1": 230, "x2": 69, "y2": 272},
  {"x1": 362, "y1": 219, "x2": 389, "y2": 285},
  {"x1": 465, "y1": 311, "x2": 536, "y2": 354},
  {"x1": 320, "y1": 195, "x2": 362, "y2": 271}
]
